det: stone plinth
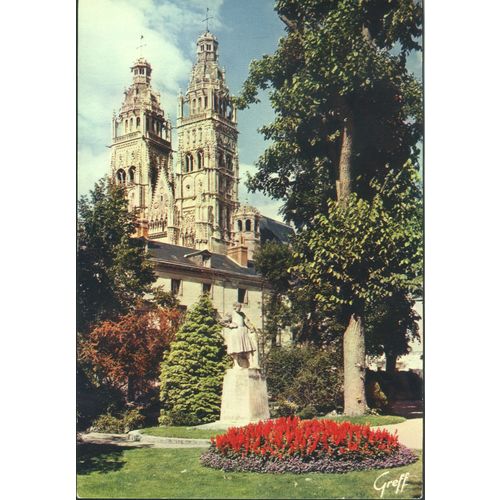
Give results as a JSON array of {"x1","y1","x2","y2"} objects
[{"x1": 220, "y1": 367, "x2": 270, "y2": 423}]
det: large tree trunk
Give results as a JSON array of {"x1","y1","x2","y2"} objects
[
  {"x1": 337, "y1": 108, "x2": 355, "y2": 204},
  {"x1": 385, "y1": 352, "x2": 397, "y2": 373},
  {"x1": 343, "y1": 314, "x2": 367, "y2": 416}
]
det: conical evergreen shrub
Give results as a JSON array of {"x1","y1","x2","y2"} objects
[{"x1": 159, "y1": 294, "x2": 226, "y2": 425}]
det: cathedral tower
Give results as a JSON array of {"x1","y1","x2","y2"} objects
[
  {"x1": 110, "y1": 57, "x2": 177, "y2": 241},
  {"x1": 176, "y1": 31, "x2": 239, "y2": 253}
]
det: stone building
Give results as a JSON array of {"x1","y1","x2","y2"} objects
[{"x1": 109, "y1": 30, "x2": 293, "y2": 331}]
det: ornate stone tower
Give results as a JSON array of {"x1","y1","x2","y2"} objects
[
  {"x1": 232, "y1": 204, "x2": 261, "y2": 261},
  {"x1": 110, "y1": 57, "x2": 177, "y2": 241},
  {"x1": 176, "y1": 31, "x2": 239, "y2": 253}
]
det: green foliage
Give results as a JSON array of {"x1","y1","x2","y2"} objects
[
  {"x1": 159, "y1": 295, "x2": 226, "y2": 425},
  {"x1": 77, "y1": 177, "x2": 156, "y2": 333},
  {"x1": 365, "y1": 291, "x2": 420, "y2": 363},
  {"x1": 293, "y1": 161, "x2": 423, "y2": 312},
  {"x1": 91, "y1": 409, "x2": 145, "y2": 433},
  {"x1": 265, "y1": 343, "x2": 343, "y2": 414},
  {"x1": 237, "y1": 0, "x2": 422, "y2": 227},
  {"x1": 366, "y1": 382, "x2": 389, "y2": 411}
]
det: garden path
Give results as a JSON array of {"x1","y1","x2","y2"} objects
[{"x1": 372, "y1": 417, "x2": 423, "y2": 449}]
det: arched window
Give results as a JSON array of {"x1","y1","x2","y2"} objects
[
  {"x1": 116, "y1": 169, "x2": 126, "y2": 185},
  {"x1": 128, "y1": 166, "x2": 136, "y2": 183},
  {"x1": 218, "y1": 152, "x2": 225, "y2": 170},
  {"x1": 185, "y1": 154, "x2": 193, "y2": 172},
  {"x1": 245, "y1": 219, "x2": 251, "y2": 231},
  {"x1": 226, "y1": 155, "x2": 232, "y2": 171},
  {"x1": 136, "y1": 117, "x2": 140, "y2": 128},
  {"x1": 197, "y1": 150, "x2": 203, "y2": 169},
  {"x1": 146, "y1": 117, "x2": 150, "y2": 131},
  {"x1": 125, "y1": 120, "x2": 128, "y2": 133},
  {"x1": 237, "y1": 220, "x2": 243, "y2": 232}
]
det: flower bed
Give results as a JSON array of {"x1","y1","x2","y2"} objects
[{"x1": 200, "y1": 416, "x2": 417, "y2": 473}]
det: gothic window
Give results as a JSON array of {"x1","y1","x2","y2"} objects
[
  {"x1": 204, "y1": 96, "x2": 208, "y2": 108},
  {"x1": 146, "y1": 117, "x2": 150, "y2": 131},
  {"x1": 198, "y1": 97, "x2": 202, "y2": 110},
  {"x1": 197, "y1": 150, "x2": 203, "y2": 169},
  {"x1": 125, "y1": 120, "x2": 128, "y2": 133},
  {"x1": 218, "y1": 152, "x2": 225, "y2": 170},
  {"x1": 185, "y1": 154, "x2": 193, "y2": 173},
  {"x1": 200, "y1": 44, "x2": 204, "y2": 50},
  {"x1": 245, "y1": 219, "x2": 251, "y2": 231},
  {"x1": 237, "y1": 220, "x2": 242, "y2": 232},
  {"x1": 128, "y1": 166, "x2": 136, "y2": 183},
  {"x1": 226, "y1": 155, "x2": 232, "y2": 170},
  {"x1": 136, "y1": 117, "x2": 140, "y2": 128},
  {"x1": 207, "y1": 44, "x2": 212, "y2": 51},
  {"x1": 116, "y1": 169, "x2": 126, "y2": 185}
]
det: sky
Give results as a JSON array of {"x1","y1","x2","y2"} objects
[{"x1": 78, "y1": 0, "x2": 422, "y2": 223}]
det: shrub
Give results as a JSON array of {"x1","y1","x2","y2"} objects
[
  {"x1": 159, "y1": 295, "x2": 226, "y2": 425},
  {"x1": 91, "y1": 409, "x2": 145, "y2": 433},
  {"x1": 264, "y1": 343, "x2": 343, "y2": 414},
  {"x1": 366, "y1": 381, "x2": 389, "y2": 411},
  {"x1": 91, "y1": 414, "x2": 124, "y2": 433},
  {"x1": 273, "y1": 399, "x2": 299, "y2": 418},
  {"x1": 298, "y1": 405, "x2": 316, "y2": 420},
  {"x1": 200, "y1": 417, "x2": 417, "y2": 473}
]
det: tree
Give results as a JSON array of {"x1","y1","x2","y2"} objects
[
  {"x1": 293, "y1": 162, "x2": 423, "y2": 415},
  {"x1": 365, "y1": 291, "x2": 420, "y2": 372},
  {"x1": 77, "y1": 178, "x2": 156, "y2": 333},
  {"x1": 237, "y1": 0, "x2": 422, "y2": 228},
  {"x1": 159, "y1": 295, "x2": 227, "y2": 425},
  {"x1": 237, "y1": 0, "x2": 422, "y2": 415},
  {"x1": 79, "y1": 306, "x2": 182, "y2": 402}
]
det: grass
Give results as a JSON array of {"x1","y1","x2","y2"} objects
[
  {"x1": 77, "y1": 445, "x2": 422, "y2": 499},
  {"x1": 325, "y1": 415, "x2": 406, "y2": 426},
  {"x1": 140, "y1": 415, "x2": 406, "y2": 440}
]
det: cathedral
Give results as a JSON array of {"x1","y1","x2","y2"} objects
[{"x1": 108, "y1": 30, "x2": 293, "y2": 338}]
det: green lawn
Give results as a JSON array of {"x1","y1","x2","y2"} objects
[
  {"x1": 325, "y1": 415, "x2": 406, "y2": 426},
  {"x1": 77, "y1": 445, "x2": 422, "y2": 499},
  {"x1": 140, "y1": 415, "x2": 406, "y2": 440}
]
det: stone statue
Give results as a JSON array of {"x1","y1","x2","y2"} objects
[
  {"x1": 218, "y1": 303, "x2": 270, "y2": 423},
  {"x1": 222, "y1": 303, "x2": 258, "y2": 369}
]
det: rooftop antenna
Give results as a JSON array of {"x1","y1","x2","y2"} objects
[
  {"x1": 136, "y1": 34, "x2": 147, "y2": 58},
  {"x1": 202, "y1": 7, "x2": 214, "y2": 32}
]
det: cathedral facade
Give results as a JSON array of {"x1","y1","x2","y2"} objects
[
  {"x1": 108, "y1": 30, "x2": 293, "y2": 340},
  {"x1": 109, "y1": 31, "x2": 262, "y2": 258}
]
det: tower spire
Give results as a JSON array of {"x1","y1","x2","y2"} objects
[
  {"x1": 202, "y1": 7, "x2": 214, "y2": 32},
  {"x1": 136, "y1": 34, "x2": 147, "y2": 58}
]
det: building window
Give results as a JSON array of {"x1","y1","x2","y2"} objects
[
  {"x1": 197, "y1": 150, "x2": 203, "y2": 169},
  {"x1": 238, "y1": 288, "x2": 248, "y2": 304},
  {"x1": 237, "y1": 220, "x2": 243, "y2": 232},
  {"x1": 136, "y1": 116, "x2": 140, "y2": 128},
  {"x1": 128, "y1": 166, "x2": 135, "y2": 183},
  {"x1": 202, "y1": 283, "x2": 212, "y2": 295},
  {"x1": 245, "y1": 219, "x2": 252, "y2": 231},
  {"x1": 116, "y1": 169, "x2": 126, "y2": 185},
  {"x1": 171, "y1": 279, "x2": 182, "y2": 296}
]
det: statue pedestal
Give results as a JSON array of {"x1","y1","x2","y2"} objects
[{"x1": 220, "y1": 367, "x2": 270, "y2": 423}]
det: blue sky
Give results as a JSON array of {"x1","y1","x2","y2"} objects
[{"x1": 78, "y1": 0, "x2": 421, "y2": 222}]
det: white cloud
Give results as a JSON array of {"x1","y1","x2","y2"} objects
[{"x1": 78, "y1": 0, "x2": 225, "y2": 192}]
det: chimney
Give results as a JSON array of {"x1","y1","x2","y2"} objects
[{"x1": 227, "y1": 245, "x2": 248, "y2": 267}]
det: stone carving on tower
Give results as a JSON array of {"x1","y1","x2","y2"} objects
[
  {"x1": 175, "y1": 31, "x2": 239, "y2": 254},
  {"x1": 109, "y1": 57, "x2": 177, "y2": 242}
]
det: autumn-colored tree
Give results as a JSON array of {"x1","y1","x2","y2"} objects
[{"x1": 79, "y1": 306, "x2": 183, "y2": 402}]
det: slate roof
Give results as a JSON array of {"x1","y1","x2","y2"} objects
[
  {"x1": 259, "y1": 216, "x2": 294, "y2": 244},
  {"x1": 147, "y1": 240, "x2": 259, "y2": 277}
]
